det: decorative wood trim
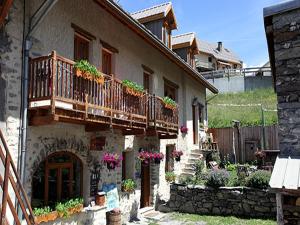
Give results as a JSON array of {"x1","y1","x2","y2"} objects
[
  {"x1": 137, "y1": 12, "x2": 165, "y2": 24},
  {"x1": 163, "y1": 77, "x2": 179, "y2": 89},
  {"x1": 142, "y1": 64, "x2": 154, "y2": 74},
  {"x1": 71, "y1": 23, "x2": 96, "y2": 40},
  {"x1": 100, "y1": 40, "x2": 119, "y2": 53}
]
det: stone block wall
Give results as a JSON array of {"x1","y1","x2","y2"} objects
[
  {"x1": 272, "y1": 8, "x2": 300, "y2": 156},
  {"x1": 160, "y1": 184, "x2": 277, "y2": 219}
]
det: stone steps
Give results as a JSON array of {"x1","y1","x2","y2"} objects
[{"x1": 180, "y1": 149, "x2": 203, "y2": 177}]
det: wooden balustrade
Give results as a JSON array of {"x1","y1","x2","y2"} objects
[{"x1": 29, "y1": 51, "x2": 178, "y2": 135}]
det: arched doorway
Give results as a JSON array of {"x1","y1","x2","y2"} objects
[{"x1": 31, "y1": 151, "x2": 83, "y2": 208}]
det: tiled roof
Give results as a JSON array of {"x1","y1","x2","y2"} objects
[
  {"x1": 269, "y1": 156, "x2": 300, "y2": 190},
  {"x1": 197, "y1": 39, "x2": 242, "y2": 64},
  {"x1": 172, "y1": 32, "x2": 196, "y2": 46},
  {"x1": 131, "y1": 2, "x2": 172, "y2": 20}
]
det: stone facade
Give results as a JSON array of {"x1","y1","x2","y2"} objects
[
  {"x1": 0, "y1": 0, "x2": 212, "y2": 224},
  {"x1": 159, "y1": 184, "x2": 277, "y2": 219}
]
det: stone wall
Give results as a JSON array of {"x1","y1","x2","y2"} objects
[
  {"x1": 272, "y1": 8, "x2": 300, "y2": 156},
  {"x1": 159, "y1": 184, "x2": 276, "y2": 219}
]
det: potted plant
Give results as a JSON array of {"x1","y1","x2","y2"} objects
[
  {"x1": 55, "y1": 202, "x2": 68, "y2": 218},
  {"x1": 165, "y1": 172, "x2": 176, "y2": 183},
  {"x1": 152, "y1": 152, "x2": 164, "y2": 164},
  {"x1": 180, "y1": 125, "x2": 188, "y2": 134},
  {"x1": 138, "y1": 151, "x2": 153, "y2": 165},
  {"x1": 122, "y1": 79, "x2": 145, "y2": 97},
  {"x1": 103, "y1": 152, "x2": 123, "y2": 170},
  {"x1": 172, "y1": 150, "x2": 183, "y2": 162},
  {"x1": 95, "y1": 192, "x2": 106, "y2": 206},
  {"x1": 66, "y1": 198, "x2": 83, "y2": 215},
  {"x1": 162, "y1": 96, "x2": 177, "y2": 110},
  {"x1": 121, "y1": 179, "x2": 137, "y2": 193},
  {"x1": 33, "y1": 206, "x2": 57, "y2": 224},
  {"x1": 74, "y1": 60, "x2": 104, "y2": 84}
]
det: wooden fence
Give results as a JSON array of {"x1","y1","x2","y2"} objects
[{"x1": 208, "y1": 125, "x2": 279, "y2": 163}]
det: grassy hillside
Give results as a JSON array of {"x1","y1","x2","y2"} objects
[{"x1": 208, "y1": 88, "x2": 278, "y2": 128}]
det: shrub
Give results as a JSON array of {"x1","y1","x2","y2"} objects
[
  {"x1": 122, "y1": 179, "x2": 137, "y2": 192},
  {"x1": 205, "y1": 169, "x2": 229, "y2": 188},
  {"x1": 246, "y1": 170, "x2": 271, "y2": 189},
  {"x1": 194, "y1": 160, "x2": 205, "y2": 180},
  {"x1": 225, "y1": 163, "x2": 237, "y2": 172}
]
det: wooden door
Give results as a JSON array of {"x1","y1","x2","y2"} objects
[{"x1": 140, "y1": 163, "x2": 150, "y2": 208}]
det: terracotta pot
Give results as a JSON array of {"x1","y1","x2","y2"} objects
[
  {"x1": 35, "y1": 211, "x2": 58, "y2": 224},
  {"x1": 164, "y1": 103, "x2": 176, "y2": 110},
  {"x1": 95, "y1": 76, "x2": 104, "y2": 85},
  {"x1": 74, "y1": 69, "x2": 83, "y2": 77},
  {"x1": 95, "y1": 192, "x2": 106, "y2": 206}
]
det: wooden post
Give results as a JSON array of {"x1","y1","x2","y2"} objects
[
  {"x1": 51, "y1": 51, "x2": 57, "y2": 115},
  {"x1": 276, "y1": 192, "x2": 284, "y2": 225}
]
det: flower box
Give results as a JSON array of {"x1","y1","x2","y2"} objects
[
  {"x1": 35, "y1": 211, "x2": 58, "y2": 224},
  {"x1": 123, "y1": 86, "x2": 144, "y2": 97},
  {"x1": 122, "y1": 79, "x2": 145, "y2": 97}
]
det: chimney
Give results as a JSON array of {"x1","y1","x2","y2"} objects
[{"x1": 217, "y1": 41, "x2": 223, "y2": 51}]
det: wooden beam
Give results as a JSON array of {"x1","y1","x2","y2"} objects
[
  {"x1": 276, "y1": 192, "x2": 284, "y2": 225},
  {"x1": 71, "y1": 23, "x2": 96, "y2": 40},
  {"x1": 29, "y1": 115, "x2": 57, "y2": 126},
  {"x1": 122, "y1": 128, "x2": 145, "y2": 136},
  {"x1": 100, "y1": 40, "x2": 119, "y2": 53},
  {"x1": 85, "y1": 124, "x2": 110, "y2": 132}
]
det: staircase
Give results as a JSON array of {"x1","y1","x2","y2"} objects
[
  {"x1": 0, "y1": 130, "x2": 35, "y2": 225},
  {"x1": 181, "y1": 149, "x2": 203, "y2": 176}
]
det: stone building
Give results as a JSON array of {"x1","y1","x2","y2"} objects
[
  {"x1": 0, "y1": 0, "x2": 217, "y2": 224},
  {"x1": 264, "y1": 0, "x2": 300, "y2": 224}
]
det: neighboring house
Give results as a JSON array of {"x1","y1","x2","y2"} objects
[
  {"x1": 264, "y1": 1, "x2": 300, "y2": 224},
  {"x1": 196, "y1": 39, "x2": 243, "y2": 72},
  {"x1": 0, "y1": 0, "x2": 217, "y2": 224},
  {"x1": 172, "y1": 32, "x2": 199, "y2": 69}
]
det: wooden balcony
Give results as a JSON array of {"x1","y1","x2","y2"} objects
[{"x1": 28, "y1": 52, "x2": 178, "y2": 137}]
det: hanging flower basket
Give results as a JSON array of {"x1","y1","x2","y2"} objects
[
  {"x1": 172, "y1": 150, "x2": 183, "y2": 162},
  {"x1": 138, "y1": 151, "x2": 153, "y2": 165},
  {"x1": 102, "y1": 152, "x2": 123, "y2": 170},
  {"x1": 152, "y1": 152, "x2": 164, "y2": 164},
  {"x1": 180, "y1": 126, "x2": 188, "y2": 134}
]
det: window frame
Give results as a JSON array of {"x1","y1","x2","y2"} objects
[
  {"x1": 102, "y1": 48, "x2": 113, "y2": 76},
  {"x1": 74, "y1": 33, "x2": 90, "y2": 61}
]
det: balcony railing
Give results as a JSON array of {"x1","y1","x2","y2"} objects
[{"x1": 28, "y1": 51, "x2": 178, "y2": 135}]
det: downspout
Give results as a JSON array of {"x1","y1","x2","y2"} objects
[{"x1": 19, "y1": 0, "x2": 59, "y2": 185}]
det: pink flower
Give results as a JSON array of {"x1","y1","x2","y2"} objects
[
  {"x1": 102, "y1": 152, "x2": 123, "y2": 167},
  {"x1": 172, "y1": 150, "x2": 183, "y2": 158}
]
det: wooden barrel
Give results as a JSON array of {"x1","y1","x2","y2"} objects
[{"x1": 106, "y1": 211, "x2": 121, "y2": 225}]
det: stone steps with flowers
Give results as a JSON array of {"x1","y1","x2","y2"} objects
[{"x1": 180, "y1": 149, "x2": 203, "y2": 177}]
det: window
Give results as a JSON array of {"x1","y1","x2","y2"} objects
[
  {"x1": 122, "y1": 151, "x2": 135, "y2": 180},
  {"x1": 198, "y1": 104, "x2": 204, "y2": 123},
  {"x1": 102, "y1": 49, "x2": 112, "y2": 75},
  {"x1": 208, "y1": 57, "x2": 212, "y2": 63},
  {"x1": 143, "y1": 72, "x2": 150, "y2": 93},
  {"x1": 164, "y1": 78, "x2": 178, "y2": 101},
  {"x1": 31, "y1": 152, "x2": 83, "y2": 208},
  {"x1": 165, "y1": 145, "x2": 175, "y2": 173},
  {"x1": 163, "y1": 25, "x2": 171, "y2": 48},
  {"x1": 74, "y1": 34, "x2": 90, "y2": 61}
]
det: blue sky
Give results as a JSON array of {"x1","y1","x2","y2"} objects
[{"x1": 118, "y1": 0, "x2": 286, "y2": 67}]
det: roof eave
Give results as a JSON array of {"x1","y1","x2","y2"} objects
[{"x1": 94, "y1": 0, "x2": 218, "y2": 94}]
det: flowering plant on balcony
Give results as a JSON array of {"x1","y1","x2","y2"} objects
[
  {"x1": 162, "y1": 96, "x2": 177, "y2": 110},
  {"x1": 152, "y1": 152, "x2": 164, "y2": 164},
  {"x1": 122, "y1": 79, "x2": 144, "y2": 97},
  {"x1": 102, "y1": 152, "x2": 123, "y2": 170},
  {"x1": 180, "y1": 126, "x2": 188, "y2": 134},
  {"x1": 74, "y1": 60, "x2": 104, "y2": 84},
  {"x1": 138, "y1": 151, "x2": 153, "y2": 165},
  {"x1": 172, "y1": 150, "x2": 183, "y2": 162}
]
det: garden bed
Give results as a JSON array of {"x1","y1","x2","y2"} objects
[{"x1": 160, "y1": 184, "x2": 276, "y2": 219}]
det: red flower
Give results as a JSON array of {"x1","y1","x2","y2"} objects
[{"x1": 172, "y1": 150, "x2": 183, "y2": 158}]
